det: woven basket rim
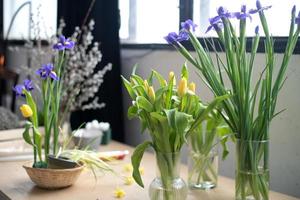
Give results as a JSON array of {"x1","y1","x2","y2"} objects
[{"x1": 23, "y1": 161, "x2": 85, "y2": 172}]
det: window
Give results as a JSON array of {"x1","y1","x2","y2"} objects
[
  {"x1": 119, "y1": 0, "x2": 180, "y2": 44},
  {"x1": 120, "y1": 0, "x2": 300, "y2": 45},
  {"x1": 3, "y1": 0, "x2": 57, "y2": 40}
]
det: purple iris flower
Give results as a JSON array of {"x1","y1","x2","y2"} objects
[
  {"x1": 210, "y1": 6, "x2": 238, "y2": 24},
  {"x1": 205, "y1": 20, "x2": 224, "y2": 33},
  {"x1": 295, "y1": 11, "x2": 300, "y2": 26},
  {"x1": 206, "y1": 6, "x2": 239, "y2": 33},
  {"x1": 13, "y1": 84, "x2": 25, "y2": 97},
  {"x1": 236, "y1": 5, "x2": 253, "y2": 20},
  {"x1": 53, "y1": 35, "x2": 75, "y2": 51},
  {"x1": 164, "y1": 32, "x2": 179, "y2": 44},
  {"x1": 36, "y1": 63, "x2": 59, "y2": 81},
  {"x1": 255, "y1": 26, "x2": 260, "y2": 35},
  {"x1": 12, "y1": 79, "x2": 34, "y2": 97},
  {"x1": 23, "y1": 79, "x2": 34, "y2": 91},
  {"x1": 248, "y1": 1, "x2": 272, "y2": 14},
  {"x1": 164, "y1": 31, "x2": 189, "y2": 45},
  {"x1": 181, "y1": 19, "x2": 197, "y2": 32}
]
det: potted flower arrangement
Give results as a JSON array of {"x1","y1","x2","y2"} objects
[
  {"x1": 122, "y1": 64, "x2": 228, "y2": 200},
  {"x1": 165, "y1": 1, "x2": 300, "y2": 199},
  {"x1": 14, "y1": 35, "x2": 112, "y2": 189}
]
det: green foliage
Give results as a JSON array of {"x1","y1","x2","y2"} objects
[
  {"x1": 169, "y1": 8, "x2": 300, "y2": 141},
  {"x1": 131, "y1": 141, "x2": 152, "y2": 187},
  {"x1": 123, "y1": 65, "x2": 228, "y2": 186},
  {"x1": 23, "y1": 91, "x2": 44, "y2": 164},
  {"x1": 168, "y1": 5, "x2": 300, "y2": 199}
]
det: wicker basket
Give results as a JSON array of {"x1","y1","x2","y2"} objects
[{"x1": 23, "y1": 162, "x2": 84, "y2": 189}]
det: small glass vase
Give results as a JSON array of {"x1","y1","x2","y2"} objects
[
  {"x1": 149, "y1": 151, "x2": 187, "y2": 200},
  {"x1": 188, "y1": 142, "x2": 218, "y2": 189},
  {"x1": 235, "y1": 139, "x2": 269, "y2": 200}
]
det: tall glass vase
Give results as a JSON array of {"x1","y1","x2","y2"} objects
[
  {"x1": 149, "y1": 151, "x2": 187, "y2": 200},
  {"x1": 235, "y1": 139, "x2": 269, "y2": 200}
]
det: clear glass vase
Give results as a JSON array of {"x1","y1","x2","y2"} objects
[
  {"x1": 188, "y1": 143, "x2": 218, "y2": 189},
  {"x1": 149, "y1": 151, "x2": 187, "y2": 200},
  {"x1": 235, "y1": 139, "x2": 269, "y2": 200}
]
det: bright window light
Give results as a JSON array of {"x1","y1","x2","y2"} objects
[
  {"x1": 3, "y1": 0, "x2": 57, "y2": 40},
  {"x1": 119, "y1": 0, "x2": 180, "y2": 44}
]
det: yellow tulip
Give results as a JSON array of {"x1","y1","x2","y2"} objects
[
  {"x1": 148, "y1": 86, "x2": 155, "y2": 102},
  {"x1": 169, "y1": 71, "x2": 176, "y2": 85},
  {"x1": 178, "y1": 77, "x2": 187, "y2": 97},
  {"x1": 20, "y1": 104, "x2": 33, "y2": 118},
  {"x1": 189, "y1": 82, "x2": 196, "y2": 93},
  {"x1": 114, "y1": 187, "x2": 125, "y2": 198},
  {"x1": 143, "y1": 80, "x2": 149, "y2": 90}
]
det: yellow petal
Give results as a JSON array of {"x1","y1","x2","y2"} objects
[
  {"x1": 124, "y1": 176, "x2": 134, "y2": 185},
  {"x1": 169, "y1": 71, "x2": 176, "y2": 85},
  {"x1": 114, "y1": 187, "x2": 126, "y2": 198},
  {"x1": 148, "y1": 86, "x2": 155, "y2": 102},
  {"x1": 188, "y1": 82, "x2": 196, "y2": 93},
  {"x1": 20, "y1": 104, "x2": 33, "y2": 118},
  {"x1": 123, "y1": 163, "x2": 133, "y2": 172},
  {"x1": 178, "y1": 78, "x2": 187, "y2": 97},
  {"x1": 143, "y1": 79, "x2": 149, "y2": 90}
]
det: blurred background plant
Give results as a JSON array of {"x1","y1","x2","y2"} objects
[
  {"x1": 59, "y1": 19, "x2": 112, "y2": 116},
  {"x1": 10, "y1": 5, "x2": 111, "y2": 126}
]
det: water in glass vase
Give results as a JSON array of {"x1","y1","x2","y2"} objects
[
  {"x1": 188, "y1": 150, "x2": 218, "y2": 189},
  {"x1": 149, "y1": 151, "x2": 187, "y2": 200},
  {"x1": 188, "y1": 125, "x2": 219, "y2": 190},
  {"x1": 235, "y1": 139, "x2": 269, "y2": 200}
]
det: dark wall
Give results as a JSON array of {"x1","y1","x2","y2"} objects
[{"x1": 58, "y1": 0, "x2": 124, "y2": 142}]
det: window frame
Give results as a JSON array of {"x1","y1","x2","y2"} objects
[{"x1": 121, "y1": 0, "x2": 300, "y2": 54}]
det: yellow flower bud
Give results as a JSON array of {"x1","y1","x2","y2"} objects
[
  {"x1": 178, "y1": 78, "x2": 187, "y2": 97},
  {"x1": 20, "y1": 104, "x2": 33, "y2": 118},
  {"x1": 114, "y1": 187, "x2": 126, "y2": 198},
  {"x1": 169, "y1": 71, "x2": 176, "y2": 85},
  {"x1": 124, "y1": 176, "x2": 134, "y2": 185},
  {"x1": 163, "y1": 80, "x2": 167, "y2": 86},
  {"x1": 188, "y1": 82, "x2": 196, "y2": 93},
  {"x1": 148, "y1": 86, "x2": 155, "y2": 102},
  {"x1": 143, "y1": 80, "x2": 149, "y2": 90}
]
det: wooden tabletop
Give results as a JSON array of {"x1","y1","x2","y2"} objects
[{"x1": 0, "y1": 140, "x2": 299, "y2": 200}]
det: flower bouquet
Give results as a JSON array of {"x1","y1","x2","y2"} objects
[
  {"x1": 165, "y1": 1, "x2": 300, "y2": 199},
  {"x1": 122, "y1": 64, "x2": 228, "y2": 200},
  {"x1": 14, "y1": 35, "x2": 112, "y2": 189}
]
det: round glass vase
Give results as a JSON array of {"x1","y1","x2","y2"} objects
[
  {"x1": 149, "y1": 151, "x2": 187, "y2": 200},
  {"x1": 235, "y1": 139, "x2": 269, "y2": 200},
  {"x1": 187, "y1": 138, "x2": 218, "y2": 190}
]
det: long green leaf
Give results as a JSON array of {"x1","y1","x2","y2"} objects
[
  {"x1": 131, "y1": 141, "x2": 152, "y2": 187},
  {"x1": 121, "y1": 76, "x2": 136, "y2": 99},
  {"x1": 22, "y1": 121, "x2": 34, "y2": 146},
  {"x1": 23, "y1": 90, "x2": 38, "y2": 127},
  {"x1": 136, "y1": 96, "x2": 153, "y2": 112}
]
